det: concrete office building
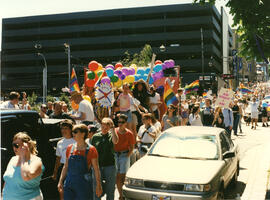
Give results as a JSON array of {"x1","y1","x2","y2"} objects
[{"x1": 1, "y1": 3, "x2": 232, "y2": 93}]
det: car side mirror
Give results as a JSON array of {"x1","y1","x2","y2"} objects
[
  {"x1": 140, "y1": 145, "x2": 149, "y2": 153},
  {"x1": 223, "y1": 151, "x2": 235, "y2": 159}
]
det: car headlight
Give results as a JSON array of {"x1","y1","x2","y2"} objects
[
  {"x1": 124, "y1": 177, "x2": 144, "y2": 187},
  {"x1": 185, "y1": 184, "x2": 211, "y2": 192}
]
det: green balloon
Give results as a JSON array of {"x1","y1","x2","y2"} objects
[
  {"x1": 110, "y1": 75, "x2": 119, "y2": 83},
  {"x1": 97, "y1": 71, "x2": 103, "y2": 78},
  {"x1": 87, "y1": 71, "x2": 95, "y2": 80}
]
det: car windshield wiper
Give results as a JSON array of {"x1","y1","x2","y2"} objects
[
  {"x1": 175, "y1": 156, "x2": 209, "y2": 160},
  {"x1": 148, "y1": 153, "x2": 168, "y2": 158}
]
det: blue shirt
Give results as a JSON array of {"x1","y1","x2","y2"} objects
[
  {"x1": 3, "y1": 157, "x2": 45, "y2": 200},
  {"x1": 222, "y1": 108, "x2": 234, "y2": 128}
]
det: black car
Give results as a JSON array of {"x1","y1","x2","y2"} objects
[{"x1": 1, "y1": 109, "x2": 63, "y2": 199}]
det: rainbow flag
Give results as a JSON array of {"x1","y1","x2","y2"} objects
[
  {"x1": 185, "y1": 80, "x2": 199, "y2": 94},
  {"x1": 70, "y1": 68, "x2": 80, "y2": 92},
  {"x1": 203, "y1": 92, "x2": 207, "y2": 98},
  {"x1": 164, "y1": 81, "x2": 178, "y2": 106},
  {"x1": 239, "y1": 86, "x2": 252, "y2": 94}
]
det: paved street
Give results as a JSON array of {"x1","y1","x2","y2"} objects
[{"x1": 102, "y1": 121, "x2": 270, "y2": 200}]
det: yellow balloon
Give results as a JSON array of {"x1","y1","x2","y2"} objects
[
  {"x1": 131, "y1": 64, "x2": 137, "y2": 73},
  {"x1": 97, "y1": 63, "x2": 103, "y2": 71},
  {"x1": 125, "y1": 75, "x2": 135, "y2": 83},
  {"x1": 267, "y1": 107, "x2": 270, "y2": 112},
  {"x1": 114, "y1": 79, "x2": 122, "y2": 88},
  {"x1": 83, "y1": 95, "x2": 91, "y2": 103}
]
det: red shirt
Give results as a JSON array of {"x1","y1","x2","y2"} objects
[
  {"x1": 66, "y1": 144, "x2": 98, "y2": 167},
  {"x1": 114, "y1": 128, "x2": 135, "y2": 152}
]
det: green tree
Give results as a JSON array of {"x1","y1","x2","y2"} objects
[
  {"x1": 121, "y1": 44, "x2": 153, "y2": 66},
  {"x1": 28, "y1": 92, "x2": 37, "y2": 106},
  {"x1": 194, "y1": 0, "x2": 270, "y2": 61}
]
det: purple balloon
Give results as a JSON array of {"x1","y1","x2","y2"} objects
[
  {"x1": 155, "y1": 71, "x2": 164, "y2": 79},
  {"x1": 129, "y1": 68, "x2": 135, "y2": 75},
  {"x1": 169, "y1": 59, "x2": 175, "y2": 67},
  {"x1": 120, "y1": 74, "x2": 126, "y2": 80},
  {"x1": 114, "y1": 69, "x2": 122, "y2": 76},
  {"x1": 105, "y1": 64, "x2": 114, "y2": 70},
  {"x1": 122, "y1": 67, "x2": 129, "y2": 76},
  {"x1": 162, "y1": 63, "x2": 167, "y2": 70},
  {"x1": 101, "y1": 77, "x2": 111, "y2": 85}
]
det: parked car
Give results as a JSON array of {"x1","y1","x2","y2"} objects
[
  {"x1": 123, "y1": 126, "x2": 239, "y2": 200},
  {"x1": 1, "y1": 109, "x2": 63, "y2": 199}
]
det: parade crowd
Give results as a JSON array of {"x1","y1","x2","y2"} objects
[{"x1": 1, "y1": 80, "x2": 270, "y2": 200}]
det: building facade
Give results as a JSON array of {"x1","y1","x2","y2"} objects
[{"x1": 1, "y1": 3, "x2": 232, "y2": 94}]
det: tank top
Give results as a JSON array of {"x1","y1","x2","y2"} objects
[{"x1": 3, "y1": 157, "x2": 45, "y2": 200}]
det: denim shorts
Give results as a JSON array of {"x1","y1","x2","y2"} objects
[
  {"x1": 115, "y1": 152, "x2": 130, "y2": 174},
  {"x1": 120, "y1": 110, "x2": 132, "y2": 123}
]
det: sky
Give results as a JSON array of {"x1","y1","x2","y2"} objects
[{"x1": 0, "y1": 0, "x2": 233, "y2": 50}]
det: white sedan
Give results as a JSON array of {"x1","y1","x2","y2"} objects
[{"x1": 123, "y1": 126, "x2": 239, "y2": 200}]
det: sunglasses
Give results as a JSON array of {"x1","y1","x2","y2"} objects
[
  {"x1": 12, "y1": 143, "x2": 19, "y2": 149},
  {"x1": 118, "y1": 121, "x2": 126, "y2": 124},
  {"x1": 72, "y1": 130, "x2": 79, "y2": 134}
]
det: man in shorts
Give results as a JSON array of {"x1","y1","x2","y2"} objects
[
  {"x1": 114, "y1": 114, "x2": 135, "y2": 200},
  {"x1": 250, "y1": 97, "x2": 260, "y2": 129}
]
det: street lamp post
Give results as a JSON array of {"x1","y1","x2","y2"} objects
[
  {"x1": 64, "y1": 43, "x2": 71, "y2": 87},
  {"x1": 201, "y1": 28, "x2": 205, "y2": 87},
  {"x1": 34, "y1": 44, "x2": 47, "y2": 104}
]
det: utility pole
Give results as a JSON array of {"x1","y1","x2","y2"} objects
[
  {"x1": 34, "y1": 44, "x2": 47, "y2": 104},
  {"x1": 64, "y1": 43, "x2": 71, "y2": 87},
  {"x1": 201, "y1": 28, "x2": 205, "y2": 87}
]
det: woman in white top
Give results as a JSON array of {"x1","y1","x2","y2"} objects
[
  {"x1": 52, "y1": 119, "x2": 75, "y2": 200},
  {"x1": 189, "y1": 105, "x2": 203, "y2": 126},
  {"x1": 150, "y1": 114, "x2": 162, "y2": 138}
]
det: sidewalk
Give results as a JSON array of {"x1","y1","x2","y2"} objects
[{"x1": 240, "y1": 140, "x2": 270, "y2": 200}]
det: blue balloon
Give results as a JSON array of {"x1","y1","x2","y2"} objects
[
  {"x1": 262, "y1": 102, "x2": 268, "y2": 107},
  {"x1": 145, "y1": 67, "x2": 151, "y2": 74},
  {"x1": 135, "y1": 75, "x2": 140, "y2": 81},
  {"x1": 106, "y1": 68, "x2": 114, "y2": 77},
  {"x1": 149, "y1": 76, "x2": 154, "y2": 84},
  {"x1": 137, "y1": 68, "x2": 145, "y2": 75},
  {"x1": 153, "y1": 64, "x2": 162, "y2": 72},
  {"x1": 142, "y1": 74, "x2": 148, "y2": 81}
]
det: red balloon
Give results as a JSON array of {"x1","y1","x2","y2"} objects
[
  {"x1": 115, "y1": 62, "x2": 123, "y2": 69},
  {"x1": 88, "y1": 61, "x2": 99, "y2": 71},
  {"x1": 155, "y1": 60, "x2": 162, "y2": 65},
  {"x1": 85, "y1": 79, "x2": 95, "y2": 87}
]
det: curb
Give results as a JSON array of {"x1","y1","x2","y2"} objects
[{"x1": 241, "y1": 142, "x2": 270, "y2": 200}]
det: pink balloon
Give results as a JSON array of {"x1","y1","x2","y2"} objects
[
  {"x1": 101, "y1": 77, "x2": 111, "y2": 85},
  {"x1": 129, "y1": 68, "x2": 135, "y2": 75},
  {"x1": 122, "y1": 67, "x2": 129, "y2": 76}
]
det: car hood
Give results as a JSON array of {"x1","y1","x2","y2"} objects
[{"x1": 127, "y1": 155, "x2": 224, "y2": 184}]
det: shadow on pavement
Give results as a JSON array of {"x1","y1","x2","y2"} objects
[
  {"x1": 266, "y1": 189, "x2": 270, "y2": 200},
  {"x1": 224, "y1": 181, "x2": 246, "y2": 199}
]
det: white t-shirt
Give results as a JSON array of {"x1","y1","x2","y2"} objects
[
  {"x1": 138, "y1": 125, "x2": 156, "y2": 144},
  {"x1": 249, "y1": 102, "x2": 259, "y2": 113},
  {"x1": 118, "y1": 93, "x2": 134, "y2": 112},
  {"x1": 130, "y1": 97, "x2": 140, "y2": 112},
  {"x1": 78, "y1": 99, "x2": 95, "y2": 122},
  {"x1": 56, "y1": 138, "x2": 76, "y2": 164},
  {"x1": 149, "y1": 93, "x2": 160, "y2": 111},
  {"x1": 189, "y1": 114, "x2": 203, "y2": 126},
  {"x1": 0, "y1": 101, "x2": 19, "y2": 109},
  {"x1": 153, "y1": 121, "x2": 162, "y2": 138}
]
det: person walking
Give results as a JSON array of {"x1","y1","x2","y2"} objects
[
  {"x1": 114, "y1": 114, "x2": 135, "y2": 200},
  {"x1": 52, "y1": 120, "x2": 75, "y2": 200},
  {"x1": 137, "y1": 113, "x2": 157, "y2": 158},
  {"x1": 58, "y1": 124, "x2": 102, "y2": 200},
  {"x1": 70, "y1": 91, "x2": 95, "y2": 125},
  {"x1": 91, "y1": 118, "x2": 119, "y2": 200},
  {"x1": 212, "y1": 107, "x2": 224, "y2": 128},
  {"x1": 161, "y1": 104, "x2": 179, "y2": 131},
  {"x1": 2, "y1": 132, "x2": 44, "y2": 200},
  {"x1": 249, "y1": 97, "x2": 260, "y2": 129},
  {"x1": 188, "y1": 105, "x2": 203, "y2": 126},
  {"x1": 232, "y1": 99, "x2": 240, "y2": 136},
  {"x1": 201, "y1": 98, "x2": 214, "y2": 126},
  {"x1": 223, "y1": 105, "x2": 234, "y2": 138}
]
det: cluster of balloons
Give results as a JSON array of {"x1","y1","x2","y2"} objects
[{"x1": 85, "y1": 59, "x2": 176, "y2": 88}]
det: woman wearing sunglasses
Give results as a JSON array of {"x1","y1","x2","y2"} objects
[
  {"x1": 58, "y1": 124, "x2": 102, "y2": 200},
  {"x1": 2, "y1": 132, "x2": 44, "y2": 200}
]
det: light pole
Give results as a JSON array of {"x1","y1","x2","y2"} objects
[
  {"x1": 64, "y1": 43, "x2": 71, "y2": 87},
  {"x1": 34, "y1": 44, "x2": 47, "y2": 104},
  {"x1": 201, "y1": 28, "x2": 205, "y2": 87}
]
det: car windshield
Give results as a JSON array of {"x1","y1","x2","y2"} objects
[{"x1": 148, "y1": 132, "x2": 219, "y2": 160}]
